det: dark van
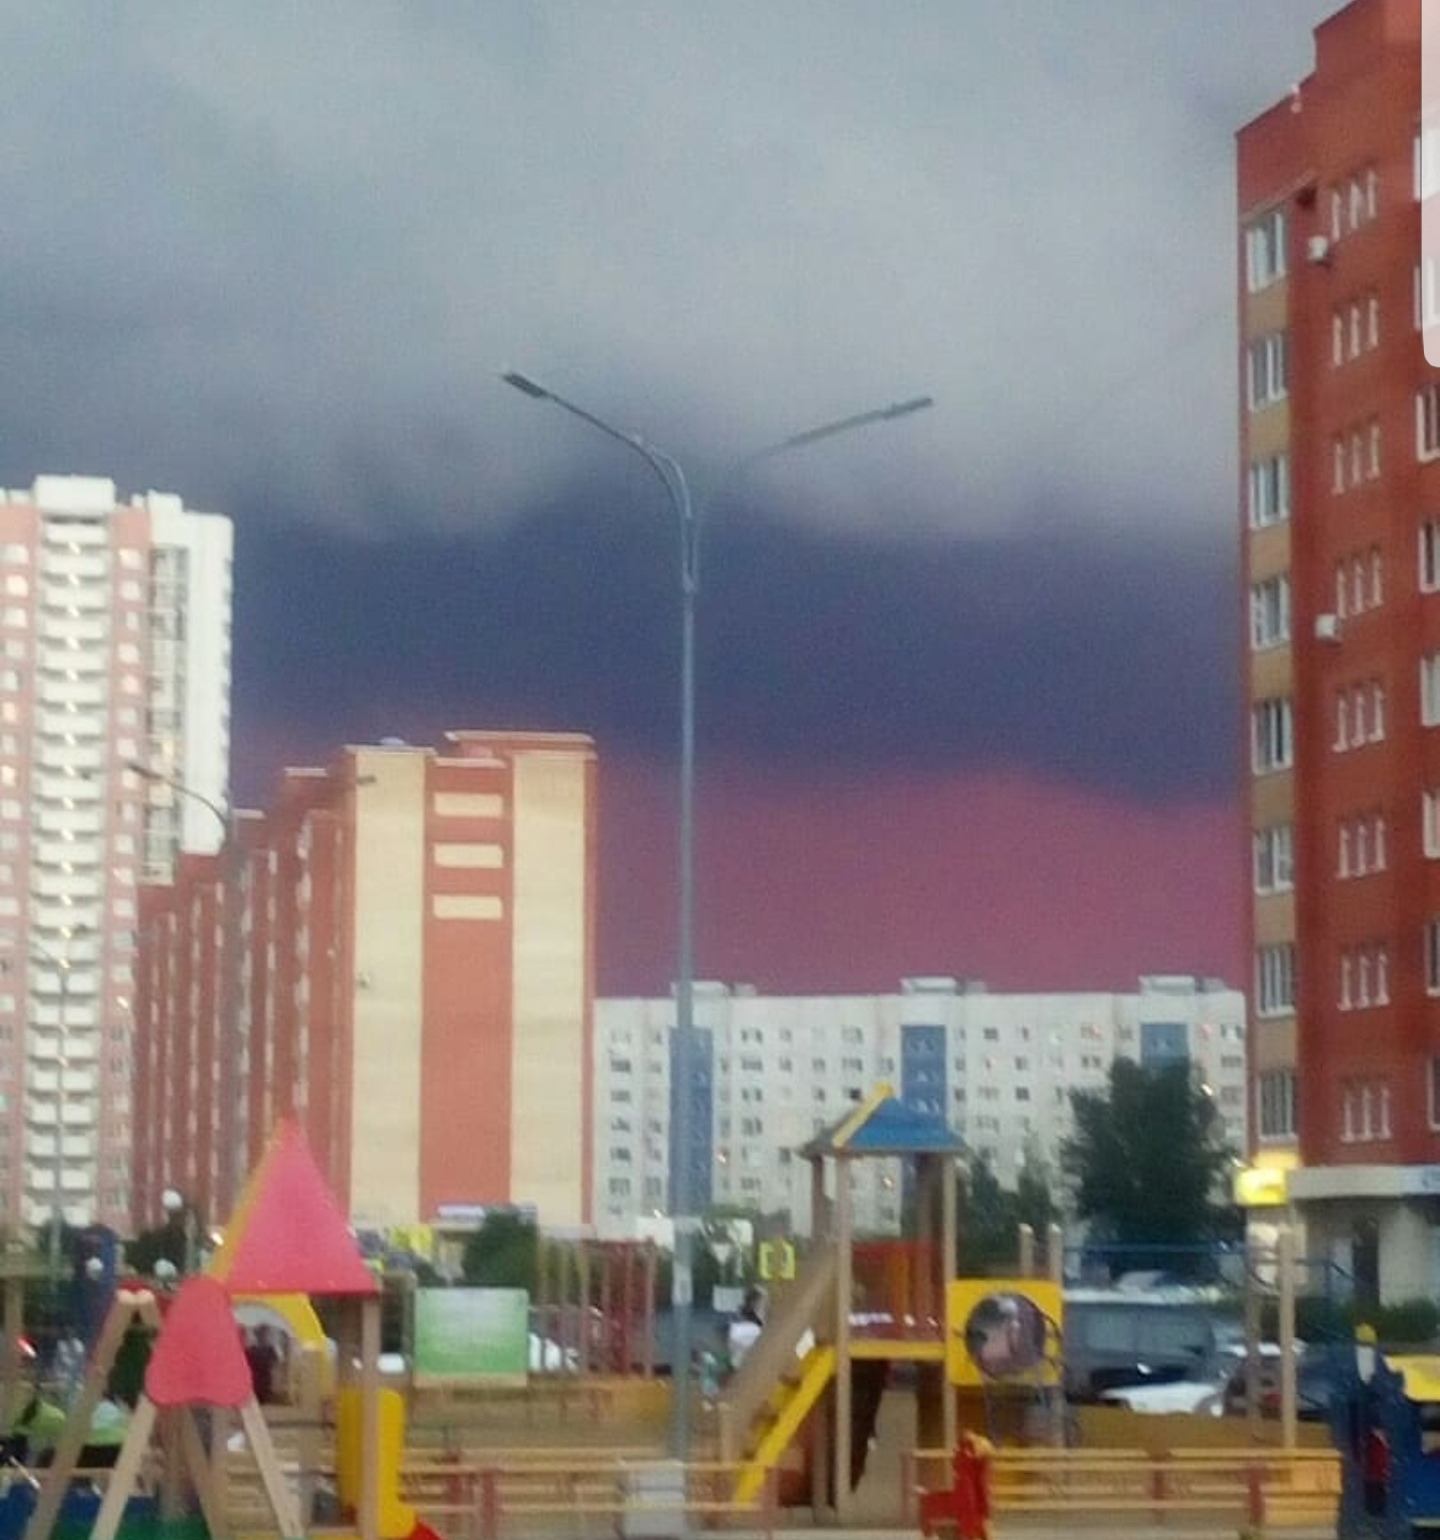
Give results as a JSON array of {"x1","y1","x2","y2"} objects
[{"x1": 1062, "y1": 1290, "x2": 1221, "y2": 1401}]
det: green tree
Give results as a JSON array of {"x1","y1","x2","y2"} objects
[
  {"x1": 461, "y1": 1210, "x2": 539, "y2": 1290},
  {"x1": 1016, "y1": 1145, "x2": 1059, "y2": 1238},
  {"x1": 959, "y1": 1152, "x2": 1058, "y2": 1274},
  {"x1": 1061, "y1": 1058, "x2": 1237, "y2": 1272}
]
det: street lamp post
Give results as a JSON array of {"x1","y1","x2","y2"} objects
[
  {"x1": 125, "y1": 762, "x2": 242, "y2": 1216},
  {"x1": 28, "y1": 934, "x2": 81, "y2": 1294},
  {"x1": 501, "y1": 372, "x2": 932, "y2": 1460}
]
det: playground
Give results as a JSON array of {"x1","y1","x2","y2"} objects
[{"x1": 0, "y1": 1089, "x2": 1381, "y2": 1538}]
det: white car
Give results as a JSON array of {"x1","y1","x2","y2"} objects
[{"x1": 1098, "y1": 1379, "x2": 1225, "y2": 1415}]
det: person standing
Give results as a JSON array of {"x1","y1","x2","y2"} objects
[{"x1": 726, "y1": 1288, "x2": 765, "y2": 1374}]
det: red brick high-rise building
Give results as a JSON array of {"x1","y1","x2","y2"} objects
[
  {"x1": 132, "y1": 731, "x2": 597, "y2": 1237},
  {"x1": 1236, "y1": 0, "x2": 1440, "y2": 1299}
]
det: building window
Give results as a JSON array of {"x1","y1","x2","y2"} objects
[
  {"x1": 1422, "y1": 521, "x2": 1440, "y2": 592},
  {"x1": 1367, "y1": 293, "x2": 1380, "y2": 348},
  {"x1": 1335, "y1": 693, "x2": 1350, "y2": 751},
  {"x1": 1429, "y1": 1058, "x2": 1440, "y2": 1130},
  {"x1": 1257, "y1": 1070, "x2": 1296, "y2": 1140},
  {"x1": 1339, "y1": 822, "x2": 1352, "y2": 877},
  {"x1": 1340, "y1": 953, "x2": 1353, "y2": 1010},
  {"x1": 1417, "y1": 126, "x2": 1440, "y2": 200},
  {"x1": 1368, "y1": 419, "x2": 1382, "y2": 478},
  {"x1": 1370, "y1": 547, "x2": 1384, "y2": 607},
  {"x1": 1249, "y1": 454, "x2": 1290, "y2": 528},
  {"x1": 1249, "y1": 575, "x2": 1290, "y2": 650},
  {"x1": 1247, "y1": 333, "x2": 1287, "y2": 411},
  {"x1": 1425, "y1": 790, "x2": 1440, "y2": 858},
  {"x1": 1342, "y1": 1080, "x2": 1391, "y2": 1144},
  {"x1": 1255, "y1": 943, "x2": 1296, "y2": 1018},
  {"x1": 1245, "y1": 208, "x2": 1286, "y2": 292},
  {"x1": 1428, "y1": 917, "x2": 1440, "y2": 996},
  {"x1": 1418, "y1": 384, "x2": 1440, "y2": 462},
  {"x1": 1420, "y1": 258, "x2": 1440, "y2": 331},
  {"x1": 1251, "y1": 698, "x2": 1293, "y2": 774},
  {"x1": 1331, "y1": 312, "x2": 1345, "y2": 366},
  {"x1": 1333, "y1": 437, "x2": 1347, "y2": 493},
  {"x1": 1423, "y1": 655, "x2": 1440, "y2": 727},
  {"x1": 1253, "y1": 824, "x2": 1294, "y2": 895},
  {"x1": 1370, "y1": 681, "x2": 1386, "y2": 741}
]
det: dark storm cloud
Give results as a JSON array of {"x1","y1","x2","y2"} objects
[
  {"x1": 0, "y1": 3, "x2": 1336, "y2": 809},
  {"x1": 235, "y1": 484, "x2": 1235, "y2": 802},
  {"x1": 0, "y1": 2, "x2": 1336, "y2": 541}
]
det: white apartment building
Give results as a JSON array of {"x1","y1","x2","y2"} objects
[
  {"x1": 594, "y1": 975, "x2": 1247, "y2": 1238},
  {"x1": 0, "y1": 475, "x2": 232, "y2": 1233}
]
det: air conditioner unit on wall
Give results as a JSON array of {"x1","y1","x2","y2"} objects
[
  {"x1": 1307, "y1": 235, "x2": 1332, "y2": 265},
  {"x1": 1315, "y1": 613, "x2": 1340, "y2": 642}
]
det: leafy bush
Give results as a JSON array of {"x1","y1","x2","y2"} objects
[{"x1": 1260, "y1": 1294, "x2": 1439, "y2": 1347}]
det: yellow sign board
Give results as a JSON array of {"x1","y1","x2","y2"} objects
[
  {"x1": 757, "y1": 1239, "x2": 796, "y2": 1281},
  {"x1": 388, "y1": 1224, "x2": 435, "y2": 1261},
  {"x1": 1233, "y1": 1166, "x2": 1288, "y2": 1207},
  {"x1": 946, "y1": 1278, "x2": 1063, "y2": 1388}
]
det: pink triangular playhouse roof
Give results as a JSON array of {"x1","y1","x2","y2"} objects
[
  {"x1": 210, "y1": 1119, "x2": 378, "y2": 1296},
  {"x1": 145, "y1": 1275, "x2": 254, "y2": 1408}
]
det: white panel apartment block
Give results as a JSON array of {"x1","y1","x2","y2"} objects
[
  {"x1": 593, "y1": 975, "x2": 1246, "y2": 1238},
  {"x1": 0, "y1": 477, "x2": 232, "y2": 1234}
]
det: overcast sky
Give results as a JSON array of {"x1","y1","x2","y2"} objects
[
  {"x1": 0, "y1": 3, "x2": 1347, "y2": 987},
  {"x1": 1, "y1": 2, "x2": 1334, "y2": 538}
]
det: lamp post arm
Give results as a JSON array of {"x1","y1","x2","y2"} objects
[
  {"x1": 701, "y1": 393, "x2": 935, "y2": 521},
  {"x1": 123, "y1": 761, "x2": 229, "y2": 840}
]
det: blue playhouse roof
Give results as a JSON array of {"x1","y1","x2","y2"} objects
[{"x1": 800, "y1": 1083, "x2": 966, "y2": 1158}]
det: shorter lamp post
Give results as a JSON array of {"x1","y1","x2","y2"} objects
[
  {"x1": 161, "y1": 1187, "x2": 198, "y2": 1275},
  {"x1": 27, "y1": 934, "x2": 83, "y2": 1295},
  {"x1": 126, "y1": 762, "x2": 244, "y2": 1213}
]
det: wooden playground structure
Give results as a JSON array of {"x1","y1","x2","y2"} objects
[
  {"x1": 3, "y1": 1119, "x2": 402, "y2": 1540},
  {"x1": 0, "y1": 1093, "x2": 1355, "y2": 1539}
]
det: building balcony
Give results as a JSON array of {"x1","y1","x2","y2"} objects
[
  {"x1": 35, "y1": 709, "x2": 107, "y2": 741},
  {"x1": 30, "y1": 870, "x2": 102, "y2": 901},
  {"x1": 36, "y1": 619, "x2": 107, "y2": 648},
  {"x1": 34, "y1": 681, "x2": 107, "y2": 710},
  {"x1": 31, "y1": 808, "x2": 104, "y2": 838},
  {"x1": 38, "y1": 580, "x2": 110, "y2": 609},
  {"x1": 28, "y1": 899, "x2": 99, "y2": 933},
  {"x1": 39, "y1": 521, "x2": 108, "y2": 550},
  {"x1": 35, "y1": 650, "x2": 108, "y2": 680},
  {"x1": 33, "y1": 839, "x2": 103, "y2": 871},
  {"x1": 24, "y1": 1128, "x2": 97, "y2": 1160},
  {"x1": 36, "y1": 558, "x2": 108, "y2": 588},
  {"x1": 25, "y1": 1060, "x2": 99, "y2": 1094}
]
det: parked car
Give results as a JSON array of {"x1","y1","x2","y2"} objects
[
  {"x1": 1224, "y1": 1351, "x2": 1334, "y2": 1422},
  {"x1": 1063, "y1": 1291, "x2": 1222, "y2": 1402},
  {"x1": 1099, "y1": 1380, "x2": 1225, "y2": 1416}
]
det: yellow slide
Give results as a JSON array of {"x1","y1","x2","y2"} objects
[{"x1": 732, "y1": 1343, "x2": 836, "y2": 1505}]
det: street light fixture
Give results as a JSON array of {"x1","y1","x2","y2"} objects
[
  {"x1": 161, "y1": 1185, "x2": 198, "y2": 1275},
  {"x1": 124, "y1": 760, "x2": 245, "y2": 1216},
  {"x1": 501, "y1": 370, "x2": 932, "y2": 1460}
]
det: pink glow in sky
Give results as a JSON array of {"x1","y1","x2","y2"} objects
[{"x1": 596, "y1": 757, "x2": 1244, "y2": 998}]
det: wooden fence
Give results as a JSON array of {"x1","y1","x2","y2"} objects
[{"x1": 905, "y1": 1444, "x2": 1341, "y2": 1531}]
